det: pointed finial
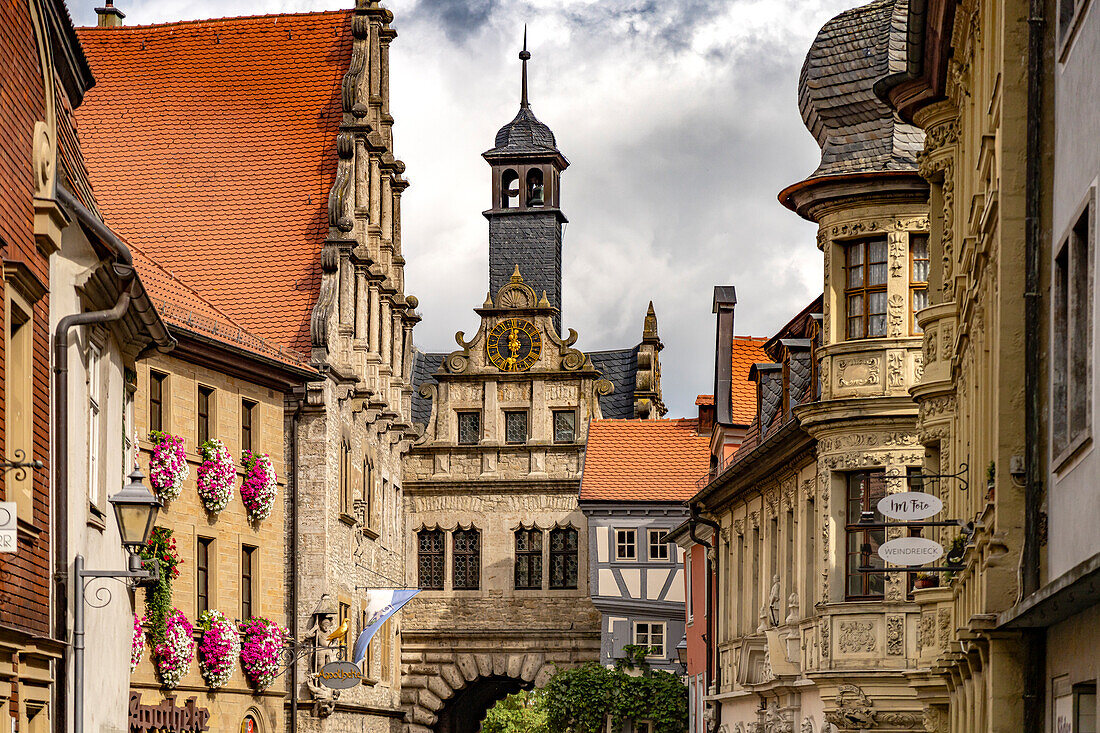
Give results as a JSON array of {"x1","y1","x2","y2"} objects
[
  {"x1": 483, "y1": 291, "x2": 495, "y2": 309},
  {"x1": 510, "y1": 264, "x2": 524, "y2": 284},
  {"x1": 538, "y1": 290, "x2": 551, "y2": 308},
  {"x1": 519, "y1": 26, "x2": 531, "y2": 109},
  {"x1": 643, "y1": 301, "x2": 659, "y2": 341}
]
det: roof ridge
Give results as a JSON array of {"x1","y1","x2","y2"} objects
[{"x1": 76, "y1": 9, "x2": 349, "y2": 31}]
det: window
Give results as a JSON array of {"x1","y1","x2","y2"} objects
[
  {"x1": 457, "y1": 411, "x2": 481, "y2": 445},
  {"x1": 340, "y1": 439, "x2": 353, "y2": 518},
  {"x1": 615, "y1": 529, "x2": 637, "y2": 560},
  {"x1": 364, "y1": 459, "x2": 376, "y2": 531},
  {"x1": 1053, "y1": 195, "x2": 1094, "y2": 460},
  {"x1": 418, "y1": 529, "x2": 445, "y2": 590},
  {"x1": 197, "y1": 537, "x2": 213, "y2": 615},
  {"x1": 505, "y1": 410, "x2": 528, "y2": 444},
  {"x1": 380, "y1": 618, "x2": 392, "y2": 683},
  {"x1": 845, "y1": 472, "x2": 886, "y2": 599},
  {"x1": 550, "y1": 526, "x2": 579, "y2": 589},
  {"x1": 197, "y1": 386, "x2": 214, "y2": 445},
  {"x1": 1075, "y1": 682, "x2": 1097, "y2": 733},
  {"x1": 553, "y1": 410, "x2": 576, "y2": 444},
  {"x1": 635, "y1": 722, "x2": 654, "y2": 733},
  {"x1": 241, "y1": 399, "x2": 256, "y2": 453},
  {"x1": 685, "y1": 551, "x2": 693, "y2": 623},
  {"x1": 844, "y1": 237, "x2": 888, "y2": 339},
  {"x1": 910, "y1": 233, "x2": 930, "y2": 334},
  {"x1": 633, "y1": 621, "x2": 665, "y2": 657},
  {"x1": 1059, "y1": 0, "x2": 1090, "y2": 47},
  {"x1": 648, "y1": 529, "x2": 670, "y2": 560},
  {"x1": 515, "y1": 528, "x2": 543, "y2": 589},
  {"x1": 241, "y1": 545, "x2": 256, "y2": 619},
  {"x1": 526, "y1": 168, "x2": 545, "y2": 207},
  {"x1": 87, "y1": 342, "x2": 103, "y2": 512},
  {"x1": 149, "y1": 371, "x2": 167, "y2": 433},
  {"x1": 453, "y1": 528, "x2": 481, "y2": 590}
]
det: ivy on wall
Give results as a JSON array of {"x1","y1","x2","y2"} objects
[{"x1": 138, "y1": 526, "x2": 181, "y2": 640}]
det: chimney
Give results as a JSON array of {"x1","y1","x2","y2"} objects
[
  {"x1": 695, "y1": 395, "x2": 716, "y2": 435},
  {"x1": 95, "y1": 0, "x2": 125, "y2": 27},
  {"x1": 712, "y1": 286, "x2": 737, "y2": 425}
]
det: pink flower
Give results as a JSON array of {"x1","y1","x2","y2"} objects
[
  {"x1": 153, "y1": 608, "x2": 194, "y2": 688},
  {"x1": 148, "y1": 432, "x2": 189, "y2": 502},
  {"x1": 240, "y1": 451, "x2": 278, "y2": 521},
  {"x1": 197, "y1": 610, "x2": 241, "y2": 689},
  {"x1": 196, "y1": 439, "x2": 235, "y2": 513},
  {"x1": 238, "y1": 618, "x2": 286, "y2": 689},
  {"x1": 130, "y1": 614, "x2": 146, "y2": 673}
]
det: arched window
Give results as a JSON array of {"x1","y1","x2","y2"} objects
[
  {"x1": 549, "y1": 526, "x2": 578, "y2": 589},
  {"x1": 514, "y1": 527, "x2": 543, "y2": 589},
  {"x1": 453, "y1": 527, "x2": 481, "y2": 590},
  {"x1": 501, "y1": 169, "x2": 520, "y2": 209},
  {"x1": 526, "y1": 168, "x2": 544, "y2": 207},
  {"x1": 418, "y1": 528, "x2": 444, "y2": 590}
]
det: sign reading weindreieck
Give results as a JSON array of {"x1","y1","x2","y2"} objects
[{"x1": 877, "y1": 537, "x2": 944, "y2": 566}]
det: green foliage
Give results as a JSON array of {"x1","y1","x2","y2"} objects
[
  {"x1": 480, "y1": 690, "x2": 547, "y2": 733},
  {"x1": 615, "y1": 645, "x2": 654, "y2": 672},
  {"x1": 539, "y1": 663, "x2": 687, "y2": 733},
  {"x1": 138, "y1": 526, "x2": 180, "y2": 641}
]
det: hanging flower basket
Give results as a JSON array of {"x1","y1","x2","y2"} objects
[
  {"x1": 196, "y1": 439, "x2": 235, "y2": 514},
  {"x1": 240, "y1": 451, "x2": 278, "y2": 522},
  {"x1": 130, "y1": 613, "x2": 146, "y2": 673},
  {"x1": 148, "y1": 431, "x2": 189, "y2": 502},
  {"x1": 197, "y1": 610, "x2": 241, "y2": 689},
  {"x1": 239, "y1": 617, "x2": 286, "y2": 690},
  {"x1": 153, "y1": 608, "x2": 194, "y2": 688}
]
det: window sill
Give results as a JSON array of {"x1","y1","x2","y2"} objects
[
  {"x1": 360, "y1": 525, "x2": 380, "y2": 541},
  {"x1": 339, "y1": 513, "x2": 359, "y2": 528},
  {"x1": 1053, "y1": 431, "x2": 1092, "y2": 475},
  {"x1": 87, "y1": 504, "x2": 107, "y2": 532}
]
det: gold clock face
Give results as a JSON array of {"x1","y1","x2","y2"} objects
[{"x1": 486, "y1": 318, "x2": 542, "y2": 372}]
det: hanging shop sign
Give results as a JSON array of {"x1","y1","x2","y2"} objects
[
  {"x1": 128, "y1": 692, "x2": 211, "y2": 732},
  {"x1": 318, "y1": 660, "x2": 364, "y2": 689},
  {"x1": 878, "y1": 537, "x2": 944, "y2": 566},
  {"x1": 876, "y1": 492, "x2": 943, "y2": 522},
  {"x1": 0, "y1": 502, "x2": 16, "y2": 553}
]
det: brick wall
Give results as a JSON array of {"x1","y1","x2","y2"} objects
[{"x1": 0, "y1": 0, "x2": 53, "y2": 639}]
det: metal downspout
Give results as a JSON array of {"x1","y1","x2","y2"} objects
[
  {"x1": 689, "y1": 503, "x2": 721, "y2": 697},
  {"x1": 1022, "y1": 0, "x2": 1047, "y2": 727},
  {"x1": 52, "y1": 281, "x2": 135, "y2": 733}
]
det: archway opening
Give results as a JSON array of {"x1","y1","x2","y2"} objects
[{"x1": 435, "y1": 675, "x2": 532, "y2": 733}]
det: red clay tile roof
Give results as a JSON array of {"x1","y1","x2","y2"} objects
[
  {"x1": 75, "y1": 11, "x2": 354, "y2": 355},
  {"x1": 580, "y1": 419, "x2": 711, "y2": 502},
  {"x1": 730, "y1": 336, "x2": 769, "y2": 424},
  {"x1": 129, "y1": 244, "x2": 315, "y2": 373}
]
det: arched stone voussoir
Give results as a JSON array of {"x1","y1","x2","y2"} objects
[
  {"x1": 455, "y1": 653, "x2": 479, "y2": 682},
  {"x1": 439, "y1": 663, "x2": 467, "y2": 692},
  {"x1": 491, "y1": 653, "x2": 508, "y2": 676},
  {"x1": 425, "y1": 674, "x2": 453, "y2": 703},
  {"x1": 519, "y1": 653, "x2": 544, "y2": 682},
  {"x1": 506, "y1": 654, "x2": 525, "y2": 679},
  {"x1": 408, "y1": 704, "x2": 438, "y2": 727},
  {"x1": 533, "y1": 663, "x2": 557, "y2": 688}
]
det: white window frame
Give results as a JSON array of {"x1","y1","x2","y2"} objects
[
  {"x1": 685, "y1": 550, "x2": 693, "y2": 624},
  {"x1": 87, "y1": 341, "x2": 104, "y2": 513},
  {"x1": 633, "y1": 621, "x2": 665, "y2": 658},
  {"x1": 648, "y1": 529, "x2": 670, "y2": 560},
  {"x1": 615, "y1": 529, "x2": 637, "y2": 561}
]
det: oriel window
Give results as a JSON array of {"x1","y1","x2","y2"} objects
[
  {"x1": 197, "y1": 537, "x2": 213, "y2": 615},
  {"x1": 457, "y1": 411, "x2": 481, "y2": 445},
  {"x1": 845, "y1": 472, "x2": 886, "y2": 599},
  {"x1": 514, "y1": 528, "x2": 543, "y2": 590},
  {"x1": 550, "y1": 526, "x2": 579, "y2": 589},
  {"x1": 844, "y1": 237, "x2": 889, "y2": 339},
  {"x1": 197, "y1": 386, "x2": 214, "y2": 445},
  {"x1": 149, "y1": 371, "x2": 167, "y2": 433},
  {"x1": 452, "y1": 528, "x2": 481, "y2": 590},
  {"x1": 241, "y1": 545, "x2": 256, "y2": 619},
  {"x1": 505, "y1": 410, "x2": 528, "y2": 445},
  {"x1": 910, "y1": 234, "x2": 930, "y2": 334},
  {"x1": 241, "y1": 399, "x2": 256, "y2": 453},
  {"x1": 418, "y1": 529, "x2": 445, "y2": 590},
  {"x1": 553, "y1": 410, "x2": 575, "y2": 444}
]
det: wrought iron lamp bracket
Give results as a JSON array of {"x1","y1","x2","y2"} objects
[{"x1": 1, "y1": 449, "x2": 44, "y2": 482}]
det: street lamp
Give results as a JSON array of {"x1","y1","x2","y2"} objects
[
  {"x1": 74, "y1": 465, "x2": 161, "y2": 733},
  {"x1": 676, "y1": 634, "x2": 688, "y2": 674}
]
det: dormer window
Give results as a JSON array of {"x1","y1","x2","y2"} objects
[
  {"x1": 501, "y1": 169, "x2": 520, "y2": 209},
  {"x1": 526, "y1": 168, "x2": 544, "y2": 207},
  {"x1": 844, "y1": 237, "x2": 888, "y2": 339}
]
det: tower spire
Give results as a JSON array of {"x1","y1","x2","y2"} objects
[{"x1": 519, "y1": 25, "x2": 531, "y2": 109}]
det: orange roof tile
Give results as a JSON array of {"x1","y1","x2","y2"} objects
[
  {"x1": 695, "y1": 394, "x2": 714, "y2": 406},
  {"x1": 75, "y1": 11, "x2": 354, "y2": 355},
  {"x1": 730, "y1": 336, "x2": 769, "y2": 424},
  {"x1": 129, "y1": 244, "x2": 315, "y2": 373},
  {"x1": 579, "y1": 419, "x2": 711, "y2": 502}
]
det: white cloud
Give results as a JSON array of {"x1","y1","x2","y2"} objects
[{"x1": 68, "y1": 0, "x2": 856, "y2": 417}]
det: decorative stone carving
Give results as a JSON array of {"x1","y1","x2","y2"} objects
[
  {"x1": 923, "y1": 706, "x2": 947, "y2": 733},
  {"x1": 918, "y1": 613, "x2": 935, "y2": 651},
  {"x1": 913, "y1": 352, "x2": 924, "y2": 383},
  {"x1": 765, "y1": 490, "x2": 779, "y2": 517},
  {"x1": 801, "y1": 718, "x2": 815, "y2": 733},
  {"x1": 889, "y1": 235, "x2": 905, "y2": 278},
  {"x1": 886, "y1": 615, "x2": 904, "y2": 655},
  {"x1": 498, "y1": 382, "x2": 531, "y2": 402},
  {"x1": 545, "y1": 382, "x2": 578, "y2": 402},
  {"x1": 819, "y1": 617, "x2": 830, "y2": 658},
  {"x1": 825, "y1": 684, "x2": 875, "y2": 729},
  {"x1": 733, "y1": 518, "x2": 745, "y2": 536},
  {"x1": 938, "y1": 609, "x2": 951, "y2": 647},
  {"x1": 819, "y1": 357, "x2": 830, "y2": 398},
  {"x1": 838, "y1": 621, "x2": 876, "y2": 653},
  {"x1": 837, "y1": 358, "x2": 880, "y2": 388},
  {"x1": 887, "y1": 295, "x2": 906, "y2": 337},
  {"x1": 887, "y1": 351, "x2": 906, "y2": 388}
]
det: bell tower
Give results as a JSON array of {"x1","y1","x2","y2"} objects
[{"x1": 483, "y1": 30, "x2": 569, "y2": 333}]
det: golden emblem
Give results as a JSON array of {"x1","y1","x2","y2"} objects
[{"x1": 486, "y1": 318, "x2": 541, "y2": 372}]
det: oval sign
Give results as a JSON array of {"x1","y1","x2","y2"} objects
[
  {"x1": 318, "y1": 661, "x2": 363, "y2": 690},
  {"x1": 878, "y1": 537, "x2": 944, "y2": 566},
  {"x1": 877, "y1": 492, "x2": 943, "y2": 521}
]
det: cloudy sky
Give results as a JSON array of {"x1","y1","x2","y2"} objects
[{"x1": 69, "y1": 0, "x2": 855, "y2": 418}]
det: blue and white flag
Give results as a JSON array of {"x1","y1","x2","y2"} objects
[{"x1": 351, "y1": 589, "x2": 420, "y2": 664}]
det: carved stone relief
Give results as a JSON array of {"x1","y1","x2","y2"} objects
[
  {"x1": 886, "y1": 615, "x2": 903, "y2": 655},
  {"x1": 498, "y1": 382, "x2": 531, "y2": 402},
  {"x1": 887, "y1": 295, "x2": 906, "y2": 337},
  {"x1": 545, "y1": 382, "x2": 578, "y2": 402},
  {"x1": 836, "y1": 358, "x2": 880, "y2": 388},
  {"x1": 887, "y1": 351, "x2": 906, "y2": 388},
  {"x1": 838, "y1": 621, "x2": 876, "y2": 653}
]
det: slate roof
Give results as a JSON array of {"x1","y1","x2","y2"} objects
[
  {"x1": 484, "y1": 106, "x2": 560, "y2": 158},
  {"x1": 730, "y1": 337, "x2": 769, "y2": 424},
  {"x1": 579, "y1": 419, "x2": 711, "y2": 503},
  {"x1": 74, "y1": 11, "x2": 354, "y2": 356},
  {"x1": 589, "y1": 348, "x2": 639, "y2": 420},
  {"x1": 798, "y1": 0, "x2": 924, "y2": 179},
  {"x1": 410, "y1": 350, "x2": 446, "y2": 426}
]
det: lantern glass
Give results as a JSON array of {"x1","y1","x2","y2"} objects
[{"x1": 108, "y1": 468, "x2": 161, "y2": 550}]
